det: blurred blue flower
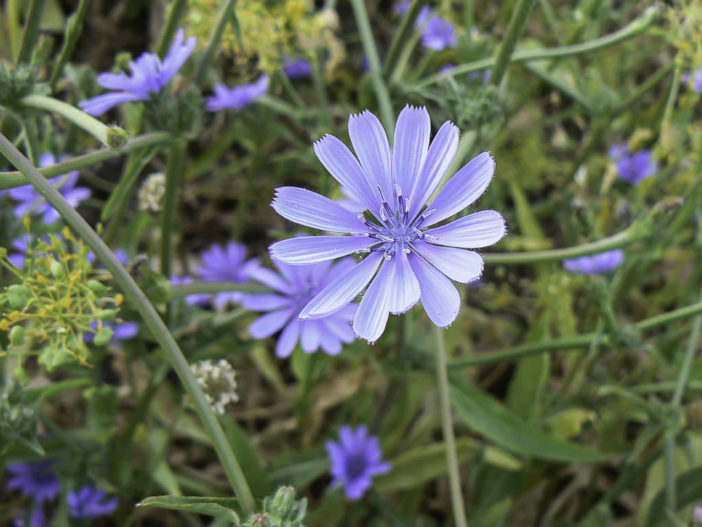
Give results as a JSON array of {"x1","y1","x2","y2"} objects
[
  {"x1": 609, "y1": 143, "x2": 657, "y2": 185},
  {"x1": 13, "y1": 509, "x2": 47, "y2": 527},
  {"x1": 283, "y1": 56, "x2": 312, "y2": 79},
  {"x1": 86, "y1": 248, "x2": 129, "y2": 267},
  {"x1": 6, "y1": 461, "x2": 60, "y2": 503},
  {"x1": 196, "y1": 242, "x2": 261, "y2": 309},
  {"x1": 84, "y1": 320, "x2": 139, "y2": 347},
  {"x1": 682, "y1": 69, "x2": 702, "y2": 93},
  {"x1": 394, "y1": 1, "x2": 430, "y2": 25},
  {"x1": 422, "y1": 16, "x2": 456, "y2": 50},
  {"x1": 563, "y1": 249, "x2": 624, "y2": 274},
  {"x1": 696, "y1": 503, "x2": 702, "y2": 523},
  {"x1": 326, "y1": 425, "x2": 390, "y2": 500},
  {"x1": 170, "y1": 275, "x2": 211, "y2": 306},
  {"x1": 243, "y1": 259, "x2": 357, "y2": 358},
  {"x1": 470, "y1": 69, "x2": 491, "y2": 84},
  {"x1": 6, "y1": 153, "x2": 90, "y2": 223},
  {"x1": 205, "y1": 75, "x2": 269, "y2": 111},
  {"x1": 270, "y1": 106, "x2": 505, "y2": 342},
  {"x1": 79, "y1": 28, "x2": 196, "y2": 115},
  {"x1": 68, "y1": 486, "x2": 118, "y2": 519}
]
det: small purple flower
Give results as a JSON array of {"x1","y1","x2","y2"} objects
[
  {"x1": 68, "y1": 486, "x2": 118, "y2": 519},
  {"x1": 243, "y1": 259, "x2": 357, "y2": 358},
  {"x1": 470, "y1": 69, "x2": 491, "y2": 84},
  {"x1": 563, "y1": 249, "x2": 624, "y2": 274},
  {"x1": 196, "y1": 242, "x2": 261, "y2": 309},
  {"x1": 326, "y1": 425, "x2": 390, "y2": 500},
  {"x1": 84, "y1": 320, "x2": 139, "y2": 347},
  {"x1": 394, "y1": 1, "x2": 430, "y2": 25},
  {"x1": 422, "y1": 16, "x2": 456, "y2": 50},
  {"x1": 609, "y1": 143, "x2": 657, "y2": 185},
  {"x1": 439, "y1": 63, "x2": 456, "y2": 74},
  {"x1": 682, "y1": 69, "x2": 702, "y2": 93},
  {"x1": 13, "y1": 509, "x2": 47, "y2": 527},
  {"x1": 695, "y1": 503, "x2": 702, "y2": 523},
  {"x1": 270, "y1": 106, "x2": 506, "y2": 342},
  {"x1": 79, "y1": 28, "x2": 196, "y2": 115},
  {"x1": 7, "y1": 153, "x2": 90, "y2": 223},
  {"x1": 6, "y1": 461, "x2": 60, "y2": 503},
  {"x1": 283, "y1": 56, "x2": 312, "y2": 80},
  {"x1": 8, "y1": 235, "x2": 31, "y2": 268},
  {"x1": 170, "y1": 275, "x2": 211, "y2": 306},
  {"x1": 86, "y1": 249, "x2": 130, "y2": 267},
  {"x1": 205, "y1": 75, "x2": 269, "y2": 111}
]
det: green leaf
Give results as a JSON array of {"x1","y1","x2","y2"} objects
[
  {"x1": 222, "y1": 419, "x2": 273, "y2": 499},
  {"x1": 450, "y1": 380, "x2": 608, "y2": 463},
  {"x1": 645, "y1": 467, "x2": 702, "y2": 527},
  {"x1": 138, "y1": 496, "x2": 240, "y2": 524}
]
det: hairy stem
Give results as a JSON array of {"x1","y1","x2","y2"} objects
[
  {"x1": 49, "y1": 0, "x2": 91, "y2": 90},
  {"x1": 17, "y1": 0, "x2": 46, "y2": 64},
  {"x1": 160, "y1": 141, "x2": 186, "y2": 277},
  {"x1": 489, "y1": 0, "x2": 538, "y2": 85},
  {"x1": 195, "y1": 0, "x2": 237, "y2": 86}
]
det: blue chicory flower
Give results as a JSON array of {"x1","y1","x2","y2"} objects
[
  {"x1": 13, "y1": 509, "x2": 47, "y2": 527},
  {"x1": 682, "y1": 69, "x2": 702, "y2": 93},
  {"x1": 326, "y1": 425, "x2": 390, "y2": 500},
  {"x1": 696, "y1": 503, "x2": 702, "y2": 523},
  {"x1": 283, "y1": 56, "x2": 312, "y2": 79},
  {"x1": 609, "y1": 143, "x2": 657, "y2": 185},
  {"x1": 422, "y1": 16, "x2": 457, "y2": 50},
  {"x1": 68, "y1": 486, "x2": 118, "y2": 519},
  {"x1": 170, "y1": 275, "x2": 211, "y2": 306},
  {"x1": 243, "y1": 259, "x2": 357, "y2": 358},
  {"x1": 7, "y1": 153, "x2": 90, "y2": 223},
  {"x1": 196, "y1": 242, "x2": 261, "y2": 309},
  {"x1": 6, "y1": 461, "x2": 60, "y2": 503},
  {"x1": 205, "y1": 75, "x2": 269, "y2": 111},
  {"x1": 563, "y1": 249, "x2": 624, "y2": 274},
  {"x1": 84, "y1": 320, "x2": 139, "y2": 347},
  {"x1": 79, "y1": 28, "x2": 196, "y2": 115},
  {"x1": 270, "y1": 105, "x2": 506, "y2": 342}
]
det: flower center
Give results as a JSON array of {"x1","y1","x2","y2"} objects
[{"x1": 345, "y1": 453, "x2": 367, "y2": 479}]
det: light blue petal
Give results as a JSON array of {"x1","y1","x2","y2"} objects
[
  {"x1": 275, "y1": 318, "x2": 301, "y2": 358},
  {"x1": 270, "y1": 235, "x2": 377, "y2": 264},
  {"x1": 393, "y1": 106, "x2": 430, "y2": 199},
  {"x1": 79, "y1": 91, "x2": 143, "y2": 115},
  {"x1": 348, "y1": 111, "x2": 393, "y2": 210},
  {"x1": 424, "y1": 210, "x2": 506, "y2": 248},
  {"x1": 249, "y1": 308, "x2": 294, "y2": 339},
  {"x1": 242, "y1": 294, "x2": 293, "y2": 311},
  {"x1": 300, "y1": 320, "x2": 321, "y2": 352},
  {"x1": 353, "y1": 260, "x2": 394, "y2": 343},
  {"x1": 408, "y1": 253, "x2": 460, "y2": 327},
  {"x1": 412, "y1": 240, "x2": 483, "y2": 283},
  {"x1": 388, "y1": 250, "x2": 420, "y2": 314}
]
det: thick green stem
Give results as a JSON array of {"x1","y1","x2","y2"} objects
[
  {"x1": 350, "y1": 0, "x2": 395, "y2": 135},
  {"x1": 195, "y1": 0, "x2": 237, "y2": 86},
  {"x1": 49, "y1": 0, "x2": 91, "y2": 90},
  {"x1": 434, "y1": 327, "x2": 468, "y2": 527},
  {"x1": 489, "y1": 0, "x2": 538, "y2": 86},
  {"x1": 17, "y1": 0, "x2": 46, "y2": 64},
  {"x1": 160, "y1": 142, "x2": 186, "y2": 277},
  {"x1": 417, "y1": 6, "x2": 659, "y2": 88},
  {"x1": 156, "y1": 0, "x2": 188, "y2": 57},
  {"x1": 383, "y1": 0, "x2": 429, "y2": 81},
  {"x1": 21, "y1": 95, "x2": 127, "y2": 148},
  {"x1": 0, "y1": 133, "x2": 256, "y2": 515},
  {"x1": 0, "y1": 132, "x2": 171, "y2": 190}
]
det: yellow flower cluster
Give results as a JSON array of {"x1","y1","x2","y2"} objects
[
  {"x1": 666, "y1": 0, "x2": 702, "y2": 70},
  {"x1": 185, "y1": 0, "x2": 345, "y2": 77}
]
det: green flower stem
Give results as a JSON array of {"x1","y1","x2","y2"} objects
[
  {"x1": 383, "y1": 0, "x2": 430, "y2": 81},
  {"x1": 452, "y1": 296, "x2": 702, "y2": 368},
  {"x1": 612, "y1": 61, "x2": 674, "y2": 116},
  {"x1": 671, "y1": 289, "x2": 702, "y2": 406},
  {"x1": 311, "y1": 48, "x2": 331, "y2": 130},
  {"x1": 661, "y1": 63, "x2": 683, "y2": 131},
  {"x1": 350, "y1": 0, "x2": 395, "y2": 135},
  {"x1": 49, "y1": 0, "x2": 91, "y2": 90},
  {"x1": 6, "y1": 0, "x2": 21, "y2": 61},
  {"x1": 0, "y1": 132, "x2": 171, "y2": 190},
  {"x1": 156, "y1": 0, "x2": 188, "y2": 57},
  {"x1": 194, "y1": 0, "x2": 237, "y2": 86},
  {"x1": 17, "y1": 0, "x2": 46, "y2": 64},
  {"x1": 434, "y1": 327, "x2": 468, "y2": 527},
  {"x1": 629, "y1": 381, "x2": 702, "y2": 395},
  {"x1": 160, "y1": 141, "x2": 186, "y2": 278},
  {"x1": 0, "y1": 132, "x2": 256, "y2": 515},
  {"x1": 663, "y1": 432, "x2": 677, "y2": 525},
  {"x1": 170, "y1": 282, "x2": 268, "y2": 297},
  {"x1": 482, "y1": 226, "x2": 636, "y2": 265},
  {"x1": 417, "y1": 6, "x2": 659, "y2": 89},
  {"x1": 488, "y1": 0, "x2": 538, "y2": 86},
  {"x1": 20, "y1": 95, "x2": 127, "y2": 148}
]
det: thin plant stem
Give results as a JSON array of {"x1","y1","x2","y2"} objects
[
  {"x1": 0, "y1": 132, "x2": 256, "y2": 515},
  {"x1": 49, "y1": 0, "x2": 91, "y2": 90},
  {"x1": 21, "y1": 95, "x2": 127, "y2": 148},
  {"x1": 17, "y1": 0, "x2": 46, "y2": 64},
  {"x1": 671, "y1": 286, "x2": 702, "y2": 406},
  {"x1": 489, "y1": 0, "x2": 538, "y2": 86},
  {"x1": 160, "y1": 141, "x2": 186, "y2": 277},
  {"x1": 661, "y1": 63, "x2": 683, "y2": 130},
  {"x1": 311, "y1": 49, "x2": 331, "y2": 130},
  {"x1": 195, "y1": 0, "x2": 237, "y2": 86},
  {"x1": 6, "y1": 0, "x2": 21, "y2": 61},
  {"x1": 0, "y1": 132, "x2": 171, "y2": 190},
  {"x1": 170, "y1": 281, "x2": 267, "y2": 297},
  {"x1": 663, "y1": 432, "x2": 677, "y2": 525},
  {"x1": 417, "y1": 6, "x2": 659, "y2": 88},
  {"x1": 383, "y1": 0, "x2": 429, "y2": 80},
  {"x1": 350, "y1": 0, "x2": 395, "y2": 135},
  {"x1": 156, "y1": 0, "x2": 188, "y2": 57},
  {"x1": 434, "y1": 326, "x2": 468, "y2": 527}
]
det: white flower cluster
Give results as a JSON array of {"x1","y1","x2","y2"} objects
[
  {"x1": 190, "y1": 359, "x2": 239, "y2": 415},
  {"x1": 137, "y1": 172, "x2": 166, "y2": 212}
]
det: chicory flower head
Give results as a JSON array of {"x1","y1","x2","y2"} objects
[
  {"x1": 326, "y1": 425, "x2": 390, "y2": 500},
  {"x1": 6, "y1": 461, "x2": 60, "y2": 503},
  {"x1": 79, "y1": 28, "x2": 196, "y2": 115},
  {"x1": 205, "y1": 75, "x2": 269, "y2": 111},
  {"x1": 270, "y1": 106, "x2": 506, "y2": 342},
  {"x1": 609, "y1": 143, "x2": 657, "y2": 185},
  {"x1": 243, "y1": 259, "x2": 357, "y2": 358},
  {"x1": 68, "y1": 486, "x2": 118, "y2": 519},
  {"x1": 196, "y1": 242, "x2": 261, "y2": 309},
  {"x1": 422, "y1": 16, "x2": 457, "y2": 50},
  {"x1": 13, "y1": 509, "x2": 47, "y2": 527},
  {"x1": 563, "y1": 249, "x2": 624, "y2": 274},
  {"x1": 6, "y1": 153, "x2": 89, "y2": 223},
  {"x1": 682, "y1": 69, "x2": 702, "y2": 93},
  {"x1": 283, "y1": 56, "x2": 312, "y2": 79}
]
